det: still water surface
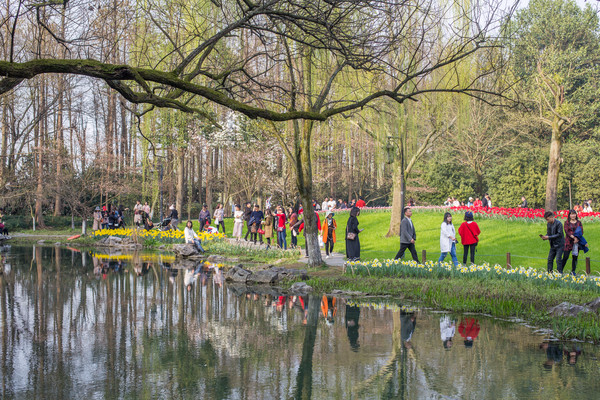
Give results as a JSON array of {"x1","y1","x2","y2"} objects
[{"x1": 0, "y1": 245, "x2": 598, "y2": 399}]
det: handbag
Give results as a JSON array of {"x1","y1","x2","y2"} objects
[
  {"x1": 258, "y1": 228, "x2": 265, "y2": 235},
  {"x1": 277, "y1": 226, "x2": 284, "y2": 232},
  {"x1": 346, "y1": 232, "x2": 357, "y2": 240}
]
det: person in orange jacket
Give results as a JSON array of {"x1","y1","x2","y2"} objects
[
  {"x1": 322, "y1": 211, "x2": 337, "y2": 259},
  {"x1": 321, "y1": 295, "x2": 337, "y2": 325}
]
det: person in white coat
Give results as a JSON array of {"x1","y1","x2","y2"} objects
[
  {"x1": 440, "y1": 315, "x2": 456, "y2": 349},
  {"x1": 438, "y1": 212, "x2": 459, "y2": 266}
]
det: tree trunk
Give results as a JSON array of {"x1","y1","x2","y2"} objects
[
  {"x1": 545, "y1": 118, "x2": 562, "y2": 211},
  {"x1": 35, "y1": 80, "x2": 46, "y2": 228},
  {"x1": 387, "y1": 161, "x2": 404, "y2": 237},
  {"x1": 296, "y1": 120, "x2": 323, "y2": 267},
  {"x1": 293, "y1": 296, "x2": 320, "y2": 400},
  {"x1": 54, "y1": 75, "x2": 64, "y2": 216},
  {"x1": 176, "y1": 147, "x2": 185, "y2": 217},
  {"x1": 206, "y1": 147, "x2": 213, "y2": 210}
]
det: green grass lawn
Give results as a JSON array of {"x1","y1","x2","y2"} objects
[{"x1": 290, "y1": 210, "x2": 600, "y2": 274}]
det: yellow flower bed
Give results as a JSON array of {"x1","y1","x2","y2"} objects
[
  {"x1": 345, "y1": 259, "x2": 600, "y2": 292},
  {"x1": 92, "y1": 228, "x2": 226, "y2": 243}
]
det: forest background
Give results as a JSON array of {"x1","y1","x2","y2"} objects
[{"x1": 0, "y1": 0, "x2": 599, "y2": 228}]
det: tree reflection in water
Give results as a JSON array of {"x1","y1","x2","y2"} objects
[{"x1": 0, "y1": 245, "x2": 599, "y2": 399}]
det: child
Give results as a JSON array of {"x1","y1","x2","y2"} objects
[{"x1": 321, "y1": 211, "x2": 337, "y2": 258}]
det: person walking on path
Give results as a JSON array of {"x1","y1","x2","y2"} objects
[
  {"x1": 541, "y1": 210, "x2": 564, "y2": 273},
  {"x1": 233, "y1": 204, "x2": 244, "y2": 239},
  {"x1": 322, "y1": 211, "x2": 337, "y2": 259},
  {"x1": 249, "y1": 204, "x2": 264, "y2": 244},
  {"x1": 93, "y1": 207, "x2": 102, "y2": 231},
  {"x1": 213, "y1": 203, "x2": 225, "y2": 233},
  {"x1": 184, "y1": 220, "x2": 205, "y2": 253},
  {"x1": 439, "y1": 212, "x2": 459, "y2": 266},
  {"x1": 394, "y1": 207, "x2": 419, "y2": 262},
  {"x1": 273, "y1": 205, "x2": 288, "y2": 249},
  {"x1": 345, "y1": 207, "x2": 361, "y2": 261},
  {"x1": 458, "y1": 211, "x2": 480, "y2": 265},
  {"x1": 288, "y1": 207, "x2": 300, "y2": 248},
  {"x1": 561, "y1": 209, "x2": 582, "y2": 276},
  {"x1": 198, "y1": 204, "x2": 211, "y2": 232},
  {"x1": 243, "y1": 202, "x2": 253, "y2": 241},
  {"x1": 142, "y1": 202, "x2": 151, "y2": 217},
  {"x1": 262, "y1": 209, "x2": 274, "y2": 249},
  {"x1": 168, "y1": 205, "x2": 179, "y2": 230}
]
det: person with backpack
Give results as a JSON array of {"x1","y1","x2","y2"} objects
[
  {"x1": 321, "y1": 211, "x2": 337, "y2": 259},
  {"x1": 458, "y1": 211, "x2": 480, "y2": 265}
]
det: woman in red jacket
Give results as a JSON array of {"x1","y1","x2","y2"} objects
[{"x1": 458, "y1": 211, "x2": 480, "y2": 265}]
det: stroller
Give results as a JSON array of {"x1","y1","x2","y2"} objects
[{"x1": 156, "y1": 217, "x2": 173, "y2": 231}]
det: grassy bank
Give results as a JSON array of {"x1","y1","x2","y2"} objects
[
  {"x1": 292, "y1": 273, "x2": 600, "y2": 342},
  {"x1": 293, "y1": 209, "x2": 600, "y2": 274}
]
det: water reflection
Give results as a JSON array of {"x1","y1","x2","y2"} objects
[{"x1": 0, "y1": 245, "x2": 599, "y2": 399}]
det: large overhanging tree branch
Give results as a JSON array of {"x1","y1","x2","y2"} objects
[{"x1": 1, "y1": 0, "x2": 515, "y2": 266}]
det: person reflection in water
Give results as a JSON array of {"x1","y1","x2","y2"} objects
[
  {"x1": 540, "y1": 341, "x2": 563, "y2": 369},
  {"x1": 564, "y1": 346, "x2": 582, "y2": 365},
  {"x1": 400, "y1": 311, "x2": 417, "y2": 349},
  {"x1": 321, "y1": 295, "x2": 337, "y2": 325},
  {"x1": 185, "y1": 263, "x2": 208, "y2": 291},
  {"x1": 345, "y1": 304, "x2": 360, "y2": 351},
  {"x1": 458, "y1": 318, "x2": 480, "y2": 348},
  {"x1": 440, "y1": 315, "x2": 456, "y2": 350}
]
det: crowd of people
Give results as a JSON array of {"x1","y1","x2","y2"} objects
[
  {"x1": 444, "y1": 194, "x2": 493, "y2": 208},
  {"x1": 89, "y1": 194, "x2": 593, "y2": 275}
]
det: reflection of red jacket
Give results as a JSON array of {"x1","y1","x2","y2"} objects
[
  {"x1": 356, "y1": 199, "x2": 366, "y2": 208},
  {"x1": 459, "y1": 319, "x2": 480, "y2": 339}
]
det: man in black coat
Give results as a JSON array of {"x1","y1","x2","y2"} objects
[
  {"x1": 394, "y1": 207, "x2": 419, "y2": 262},
  {"x1": 541, "y1": 210, "x2": 564, "y2": 273},
  {"x1": 243, "y1": 202, "x2": 253, "y2": 240}
]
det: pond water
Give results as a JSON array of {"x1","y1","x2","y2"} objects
[{"x1": 0, "y1": 245, "x2": 598, "y2": 399}]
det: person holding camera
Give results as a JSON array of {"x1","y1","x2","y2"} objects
[
  {"x1": 540, "y1": 210, "x2": 564, "y2": 273},
  {"x1": 438, "y1": 212, "x2": 459, "y2": 266}
]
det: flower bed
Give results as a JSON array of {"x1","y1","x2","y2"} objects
[
  {"x1": 449, "y1": 206, "x2": 600, "y2": 221},
  {"x1": 345, "y1": 259, "x2": 600, "y2": 292},
  {"x1": 91, "y1": 228, "x2": 225, "y2": 244}
]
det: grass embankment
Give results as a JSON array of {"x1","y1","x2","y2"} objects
[{"x1": 295, "y1": 209, "x2": 600, "y2": 274}]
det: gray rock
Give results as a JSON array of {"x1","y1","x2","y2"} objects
[
  {"x1": 585, "y1": 297, "x2": 600, "y2": 311},
  {"x1": 207, "y1": 255, "x2": 226, "y2": 263},
  {"x1": 290, "y1": 282, "x2": 313, "y2": 293},
  {"x1": 331, "y1": 289, "x2": 365, "y2": 296},
  {"x1": 548, "y1": 302, "x2": 593, "y2": 317},
  {"x1": 247, "y1": 269, "x2": 279, "y2": 284},
  {"x1": 37, "y1": 240, "x2": 46, "y2": 245},
  {"x1": 273, "y1": 267, "x2": 308, "y2": 280},
  {"x1": 225, "y1": 265, "x2": 252, "y2": 283},
  {"x1": 108, "y1": 236, "x2": 122, "y2": 243},
  {"x1": 172, "y1": 243, "x2": 200, "y2": 257}
]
